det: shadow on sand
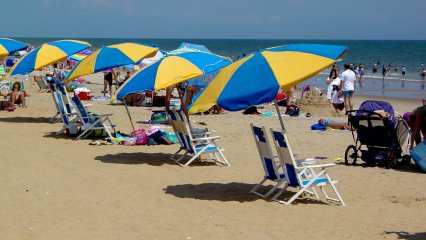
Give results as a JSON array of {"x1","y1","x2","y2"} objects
[
  {"x1": 42, "y1": 132, "x2": 73, "y2": 140},
  {"x1": 383, "y1": 231, "x2": 426, "y2": 240},
  {"x1": 95, "y1": 152, "x2": 219, "y2": 167},
  {"x1": 164, "y1": 182, "x2": 328, "y2": 204},
  {"x1": 335, "y1": 161, "x2": 424, "y2": 174},
  {"x1": 0, "y1": 116, "x2": 52, "y2": 124}
]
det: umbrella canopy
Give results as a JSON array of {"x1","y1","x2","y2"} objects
[
  {"x1": 68, "y1": 49, "x2": 91, "y2": 62},
  {"x1": 64, "y1": 42, "x2": 158, "y2": 82},
  {"x1": 113, "y1": 51, "x2": 232, "y2": 101},
  {"x1": 188, "y1": 44, "x2": 348, "y2": 114},
  {"x1": 0, "y1": 38, "x2": 28, "y2": 60},
  {"x1": 177, "y1": 42, "x2": 211, "y2": 53},
  {"x1": 6, "y1": 40, "x2": 91, "y2": 77}
]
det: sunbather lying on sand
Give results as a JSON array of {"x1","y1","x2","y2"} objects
[{"x1": 319, "y1": 119, "x2": 352, "y2": 130}]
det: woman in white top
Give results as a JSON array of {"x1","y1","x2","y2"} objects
[{"x1": 326, "y1": 69, "x2": 340, "y2": 102}]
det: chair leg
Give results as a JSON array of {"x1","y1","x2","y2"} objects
[
  {"x1": 264, "y1": 179, "x2": 286, "y2": 198},
  {"x1": 325, "y1": 174, "x2": 346, "y2": 206},
  {"x1": 216, "y1": 148, "x2": 230, "y2": 166},
  {"x1": 170, "y1": 148, "x2": 184, "y2": 161},
  {"x1": 183, "y1": 150, "x2": 204, "y2": 167},
  {"x1": 250, "y1": 178, "x2": 268, "y2": 197}
]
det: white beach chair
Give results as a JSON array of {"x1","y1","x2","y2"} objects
[
  {"x1": 270, "y1": 129, "x2": 346, "y2": 206},
  {"x1": 249, "y1": 124, "x2": 288, "y2": 198},
  {"x1": 167, "y1": 116, "x2": 229, "y2": 167},
  {"x1": 70, "y1": 95, "x2": 116, "y2": 140}
]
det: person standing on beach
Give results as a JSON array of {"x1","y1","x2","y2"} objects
[
  {"x1": 103, "y1": 69, "x2": 116, "y2": 98},
  {"x1": 339, "y1": 64, "x2": 356, "y2": 113},
  {"x1": 326, "y1": 69, "x2": 340, "y2": 102}
]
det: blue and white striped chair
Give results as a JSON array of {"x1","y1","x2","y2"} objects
[
  {"x1": 54, "y1": 91, "x2": 79, "y2": 136},
  {"x1": 167, "y1": 115, "x2": 229, "y2": 167},
  {"x1": 71, "y1": 95, "x2": 116, "y2": 140},
  {"x1": 249, "y1": 124, "x2": 287, "y2": 198},
  {"x1": 270, "y1": 129, "x2": 345, "y2": 206}
]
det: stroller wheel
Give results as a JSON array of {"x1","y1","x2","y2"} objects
[
  {"x1": 401, "y1": 155, "x2": 411, "y2": 165},
  {"x1": 387, "y1": 150, "x2": 397, "y2": 169},
  {"x1": 345, "y1": 145, "x2": 358, "y2": 165}
]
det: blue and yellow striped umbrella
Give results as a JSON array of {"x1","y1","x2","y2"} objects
[
  {"x1": 7, "y1": 40, "x2": 91, "y2": 77},
  {"x1": 113, "y1": 51, "x2": 232, "y2": 101},
  {"x1": 188, "y1": 44, "x2": 348, "y2": 114},
  {"x1": 0, "y1": 38, "x2": 28, "y2": 60},
  {"x1": 64, "y1": 43, "x2": 158, "y2": 82}
]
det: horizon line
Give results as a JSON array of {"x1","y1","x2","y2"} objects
[{"x1": 6, "y1": 36, "x2": 426, "y2": 41}]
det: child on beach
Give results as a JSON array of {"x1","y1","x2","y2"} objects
[{"x1": 331, "y1": 85, "x2": 344, "y2": 113}]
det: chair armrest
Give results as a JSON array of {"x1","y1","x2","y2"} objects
[
  {"x1": 302, "y1": 163, "x2": 336, "y2": 169},
  {"x1": 87, "y1": 113, "x2": 113, "y2": 117},
  {"x1": 191, "y1": 136, "x2": 222, "y2": 142}
]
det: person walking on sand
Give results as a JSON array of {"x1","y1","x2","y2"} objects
[{"x1": 339, "y1": 63, "x2": 356, "y2": 114}]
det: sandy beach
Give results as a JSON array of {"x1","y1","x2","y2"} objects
[{"x1": 1, "y1": 73, "x2": 425, "y2": 240}]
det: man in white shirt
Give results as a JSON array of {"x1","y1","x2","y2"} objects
[{"x1": 339, "y1": 64, "x2": 357, "y2": 113}]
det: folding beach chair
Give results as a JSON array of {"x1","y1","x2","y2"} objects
[
  {"x1": 54, "y1": 90, "x2": 80, "y2": 136},
  {"x1": 270, "y1": 129, "x2": 345, "y2": 206},
  {"x1": 33, "y1": 76, "x2": 49, "y2": 92},
  {"x1": 167, "y1": 117, "x2": 229, "y2": 167},
  {"x1": 249, "y1": 124, "x2": 287, "y2": 198},
  {"x1": 71, "y1": 95, "x2": 116, "y2": 140}
]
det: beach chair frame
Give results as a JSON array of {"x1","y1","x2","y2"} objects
[
  {"x1": 249, "y1": 124, "x2": 288, "y2": 198},
  {"x1": 270, "y1": 129, "x2": 345, "y2": 206},
  {"x1": 71, "y1": 95, "x2": 116, "y2": 140}
]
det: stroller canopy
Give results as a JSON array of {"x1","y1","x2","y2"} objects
[{"x1": 357, "y1": 100, "x2": 396, "y2": 126}]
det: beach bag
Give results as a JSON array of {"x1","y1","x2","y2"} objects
[
  {"x1": 148, "y1": 130, "x2": 173, "y2": 145},
  {"x1": 131, "y1": 128, "x2": 148, "y2": 145},
  {"x1": 150, "y1": 111, "x2": 168, "y2": 124},
  {"x1": 286, "y1": 104, "x2": 300, "y2": 117}
]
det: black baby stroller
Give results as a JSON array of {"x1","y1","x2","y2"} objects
[{"x1": 344, "y1": 100, "x2": 411, "y2": 168}]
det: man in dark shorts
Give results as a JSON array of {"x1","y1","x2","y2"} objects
[
  {"x1": 405, "y1": 106, "x2": 426, "y2": 150},
  {"x1": 103, "y1": 69, "x2": 115, "y2": 97}
]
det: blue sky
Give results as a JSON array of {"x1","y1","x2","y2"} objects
[{"x1": 2, "y1": 0, "x2": 426, "y2": 39}]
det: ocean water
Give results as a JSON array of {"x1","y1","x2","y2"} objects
[{"x1": 14, "y1": 38, "x2": 426, "y2": 99}]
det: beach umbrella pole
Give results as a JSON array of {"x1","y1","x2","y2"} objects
[
  {"x1": 274, "y1": 99, "x2": 286, "y2": 132},
  {"x1": 123, "y1": 99, "x2": 136, "y2": 132}
]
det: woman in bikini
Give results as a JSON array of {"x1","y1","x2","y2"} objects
[{"x1": 3, "y1": 82, "x2": 29, "y2": 108}]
